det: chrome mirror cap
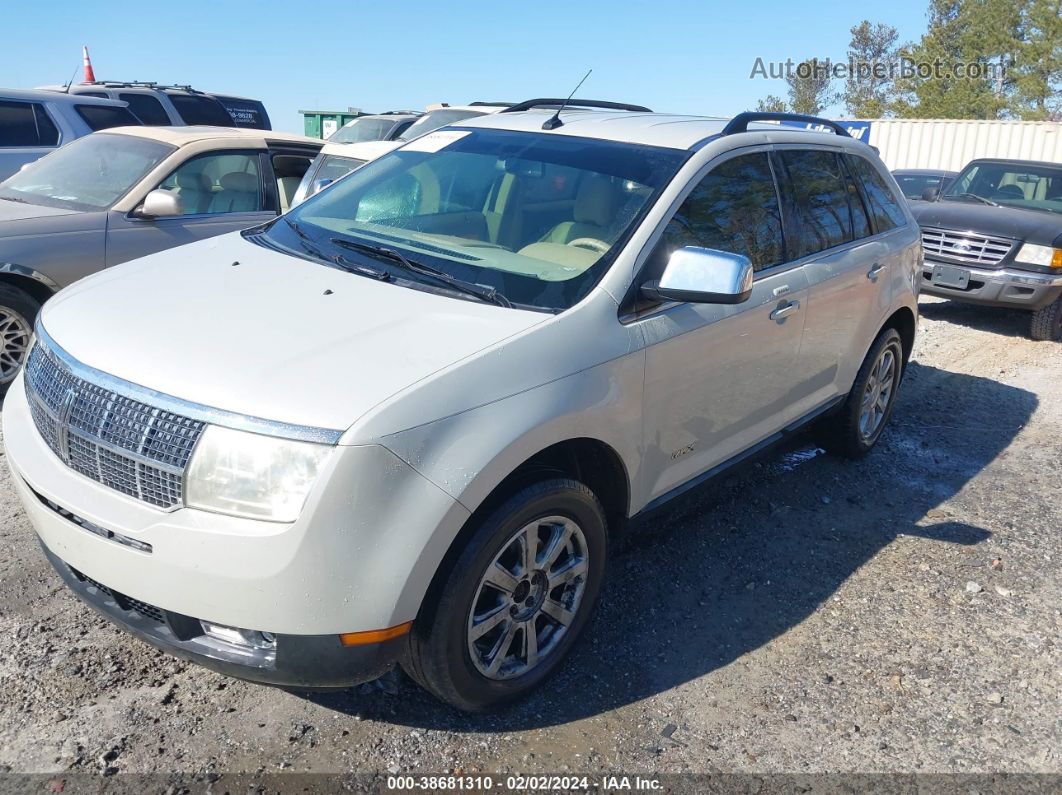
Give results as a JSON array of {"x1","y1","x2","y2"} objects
[
  {"x1": 135, "y1": 189, "x2": 183, "y2": 219},
  {"x1": 641, "y1": 246, "x2": 754, "y2": 305}
]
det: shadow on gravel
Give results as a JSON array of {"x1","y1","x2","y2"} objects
[
  {"x1": 919, "y1": 298, "x2": 1032, "y2": 339},
  {"x1": 306, "y1": 361, "x2": 1036, "y2": 730}
]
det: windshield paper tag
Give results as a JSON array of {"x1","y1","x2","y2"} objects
[{"x1": 401, "y1": 130, "x2": 471, "y2": 153}]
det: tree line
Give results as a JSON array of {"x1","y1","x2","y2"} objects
[{"x1": 755, "y1": 0, "x2": 1060, "y2": 120}]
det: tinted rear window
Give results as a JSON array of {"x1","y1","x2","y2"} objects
[
  {"x1": 166, "y1": 94, "x2": 234, "y2": 126},
  {"x1": 119, "y1": 93, "x2": 171, "y2": 125},
  {"x1": 212, "y1": 96, "x2": 270, "y2": 129},
  {"x1": 779, "y1": 150, "x2": 857, "y2": 257},
  {"x1": 75, "y1": 104, "x2": 142, "y2": 131},
  {"x1": 0, "y1": 101, "x2": 59, "y2": 147},
  {"x1": 848, "y1": 155, "x2": 907, "y2": 231}
]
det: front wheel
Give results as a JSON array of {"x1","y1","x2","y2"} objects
[
  {"x1": 0, "y1": 284, "x2": 41, "y2": 395},
  {"x1": 821, "y1": 328, "x2": 904, "y2": 458},
  {"x1": 1030, "y1": 294, "x2": 1062, "y2": 341},
  {"x1": 403, "y1": 479, "x2": 608, "y2": 712}
]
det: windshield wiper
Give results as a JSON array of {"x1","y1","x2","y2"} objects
[
  {"x1": 0, "y1": 195, "x2": 28, "y2": 203},
  {"x1": 948, "y1": 192, "x2": 999, "y2": 207},
  {"x1": 283, "y1": 218, "x2": 391, "y2": 281},
  {"x1": 329, "y1": 237, "x2": 512, "y2": 308}
]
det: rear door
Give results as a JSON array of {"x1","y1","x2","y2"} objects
[
  {"x1": 638, "y1": 148, "x2": 811, "y2": 503},
  {"x1": 772, "y1": 147, "x2": 898, "y2": 415},
  {"x1": 105, "y1": 149, "x2": 275, "y2": 266},
  {"x1": 0, "y1": 99, "x2": 62, "y2": 181}
]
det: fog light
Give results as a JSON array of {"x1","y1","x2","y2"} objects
[{"x1": 200, "y1": 621, "x2": 277, "y2": 650}]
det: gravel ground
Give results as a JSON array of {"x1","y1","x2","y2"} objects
[{"x1": 0, "y1": 295, "x2": 1058, "y2": 787}]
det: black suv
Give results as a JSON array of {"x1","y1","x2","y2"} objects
[{"x1": 911, "y1": 158, "x2": 1062, "y2": 341}]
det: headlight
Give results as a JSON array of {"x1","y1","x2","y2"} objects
[
  {"x1": 185, "y1": 425, "x2": 332, "y2": 522},
  {"x1": 1015, "y1": 243, "x2": 1062, "y2": 269}
]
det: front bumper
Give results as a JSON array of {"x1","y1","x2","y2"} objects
[
  {"x1": 40, "y1": 539, "x2": 403, "y2": 689},
  {"x1": 920, "y1": 259, "x2": 1062, "y2": 310}
]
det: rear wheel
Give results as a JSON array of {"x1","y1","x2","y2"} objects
[
  {"x1": 821, "y1": 328, "x2": 904, "y2": 458},
  {"x1": 0, "y1": 284, "x2": 40, "y2": 395},
  {"x1": 404, "y1": 479, "x2": 607, "y2": 712},
  {"x1": 1030, "y1": 294, "x2": 1062, "y2": 342}
]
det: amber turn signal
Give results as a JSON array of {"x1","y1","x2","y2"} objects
[{"x1": 339, "y1": 621, "x2": 413, "y2": 646}]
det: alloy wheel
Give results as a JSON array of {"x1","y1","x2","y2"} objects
[
  {"x1": 0, "y1": 308, "x2": 31, "y2": 384},
  {"x1": 858, "y1": 345, "x2": 897, "y2": 441},
  {"x1": 466, "y1": 516, "x2": 588, "y2": 680}
]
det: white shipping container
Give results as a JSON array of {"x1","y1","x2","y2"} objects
[{"x1": 867, "y1": 119, "x2": 1062, "y2": 172}]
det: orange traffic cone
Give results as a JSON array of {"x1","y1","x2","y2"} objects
[{"x1": 82, "y1": 46, "x2": 96, "y2": 83}]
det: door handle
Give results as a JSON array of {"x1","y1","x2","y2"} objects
[
  {"x1": 770, "y1": 300, "x2": 800, "y2": 322},
  {"x1": 867, "y1": 263, "x2": 886, "y2": 280}
]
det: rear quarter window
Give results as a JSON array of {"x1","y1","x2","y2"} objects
[
  {"x1": 75, "y1": 104, "x2": 142, "y2": 131},
  {"x1": 847, "y1": 154, "x2": 907, "y2": 232},
  {"x1": 213, "y1": 96, "x2": 270, "y2": 129}
]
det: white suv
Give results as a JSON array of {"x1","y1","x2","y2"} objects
[{"x1": 3, "y1": 103, "x2": 921, "y2": 711}]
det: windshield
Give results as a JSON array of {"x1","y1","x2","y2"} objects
[
  {"x1": 396, "y1": 110, "x2": 486, "y2": 142},
  {"x1": 261, "y1": 127, "x2": 686, "y2": 311},
  {"x1": 942, "y1": 161, "x2": 1062, "y2": 215},
  {"x1": 0, "y1": 133, "x2": 174, "y2": 211},
  {"x1": 329, "y1": 117, "x2": 399, "y2": 144},
  {"x1": 894, "y1": 173, "x2": 948, "y2": 200}
]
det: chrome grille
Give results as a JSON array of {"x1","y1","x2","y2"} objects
[
  {"x1": 23, "y1": 342, "x2": 204, "y2": 509},
  {"x1": 920, "y1": 227, "x2": 1014, "y2": 266}
]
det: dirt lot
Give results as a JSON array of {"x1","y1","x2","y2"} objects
[{"x1": 0, "y1": 295, "x2": 1058, "y2": 787}]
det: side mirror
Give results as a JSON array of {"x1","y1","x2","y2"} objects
[
  {"x1": 134, "y1": 188, "x2": 183, "y2": 219},
  {"x1": 641, "y1": 247, "x2": 754, "y2": 305},
  {"x1": 311, "y1": 178, "x2": 334, "y2": 196},
  {"x1": 921, "y1": 187, "x2": 940, "y2": 202}
]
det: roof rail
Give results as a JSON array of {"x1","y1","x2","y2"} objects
[
  {"x1": 722, "y1": 112, "x2": 851, "y2": 138},
  {"x1": 502, "y1": 98, "x2": 652, "y2": 114}
]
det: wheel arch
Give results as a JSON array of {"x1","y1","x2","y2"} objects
[
  {"x1": 413, "y1": 436, "x2": 631, "y2": 625},
  {"x1": 882, "y1": 305, "x2": 916, "y2": 370},
  {"x1": 0, "y1": 265, "x2": 58, "y2": 308}
]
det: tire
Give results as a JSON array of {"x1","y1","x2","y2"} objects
[
  {"x1": 403, "y1": 478, "x2": 608, "y2": 712},
  {"x1": 0, "y1": 284, "x2": 41, "y2": 395},
  {"x1": 1030, "y1": 294, "x2": 1062, "y2": 342},
  {"x1": 821, "y1": 328, "x2": 904, "y2": 459}
]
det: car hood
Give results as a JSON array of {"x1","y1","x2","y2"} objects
[
  {"x1": 41, "y1": 232, "x2": 547, "y2": 433},
  {"x1": 910, "y1": 200, "x2": 1060, "y2": 246},
  {"x1": 0, "y1": 198, "x2": 82, "y2": 223}
]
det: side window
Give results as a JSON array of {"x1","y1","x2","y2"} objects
[
  {"x1": 846, "y1": 154, "x2": 906, "y2": 232},
  {"x1": 0, "y1": 101, "x2": 59, "y2": 147},
  {"x1": 660, "y1": 151, "x2": 784, "y2": 272},
  {"x1": 119, "y1": 93, "x2": 170, "y2": 125},
  {"x1": 75, "y1": 104, "x2": 140, "y2": 131},
  {"x1": 779, "y1": 150, "x2": 854, "y2": 257},
  {"x1": 157, "y1": 151, "x2": 263, "y2": 215},
  {"x1": 842, "y1": 160, "x2": 873, "y2": 239}
]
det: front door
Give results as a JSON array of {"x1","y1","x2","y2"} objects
[
  {"x1": 637, "y1": 149, "x2": 811, "y2": 504},
  {"x1": 105, "y1": 149, "x2": 275, "y2": 266}
]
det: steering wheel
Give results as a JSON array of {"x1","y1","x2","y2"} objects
[{"x1": 567, "y1": 237, "x2": 610, "y2": 254}]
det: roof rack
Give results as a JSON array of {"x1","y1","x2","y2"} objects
[
  {"x1": 722, "y1": 112, "x2": 851, "y2": 138},
  {"x1": 469, "y1": 101, "x2": 515, "y2": 107},
  {"x1": 502, "y1": 98, "x2": 652, "y2": 114},
  {"x1": 89, "y1": 81, "x2": 208, "y2": 95}
]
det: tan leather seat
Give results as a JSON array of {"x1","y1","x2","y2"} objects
[
  {"x1": 172, "y1": 171, "x2": 210, "y2": 214},
  {"x1": 209, "y1": 172, "x2": 260, "y2": 214},
  {"x1": 276, "y1": 176, "x2": 301, "y2": 213},
  {"x1": 544, "y1": 175, "x2": 618, "y2": 244}
]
